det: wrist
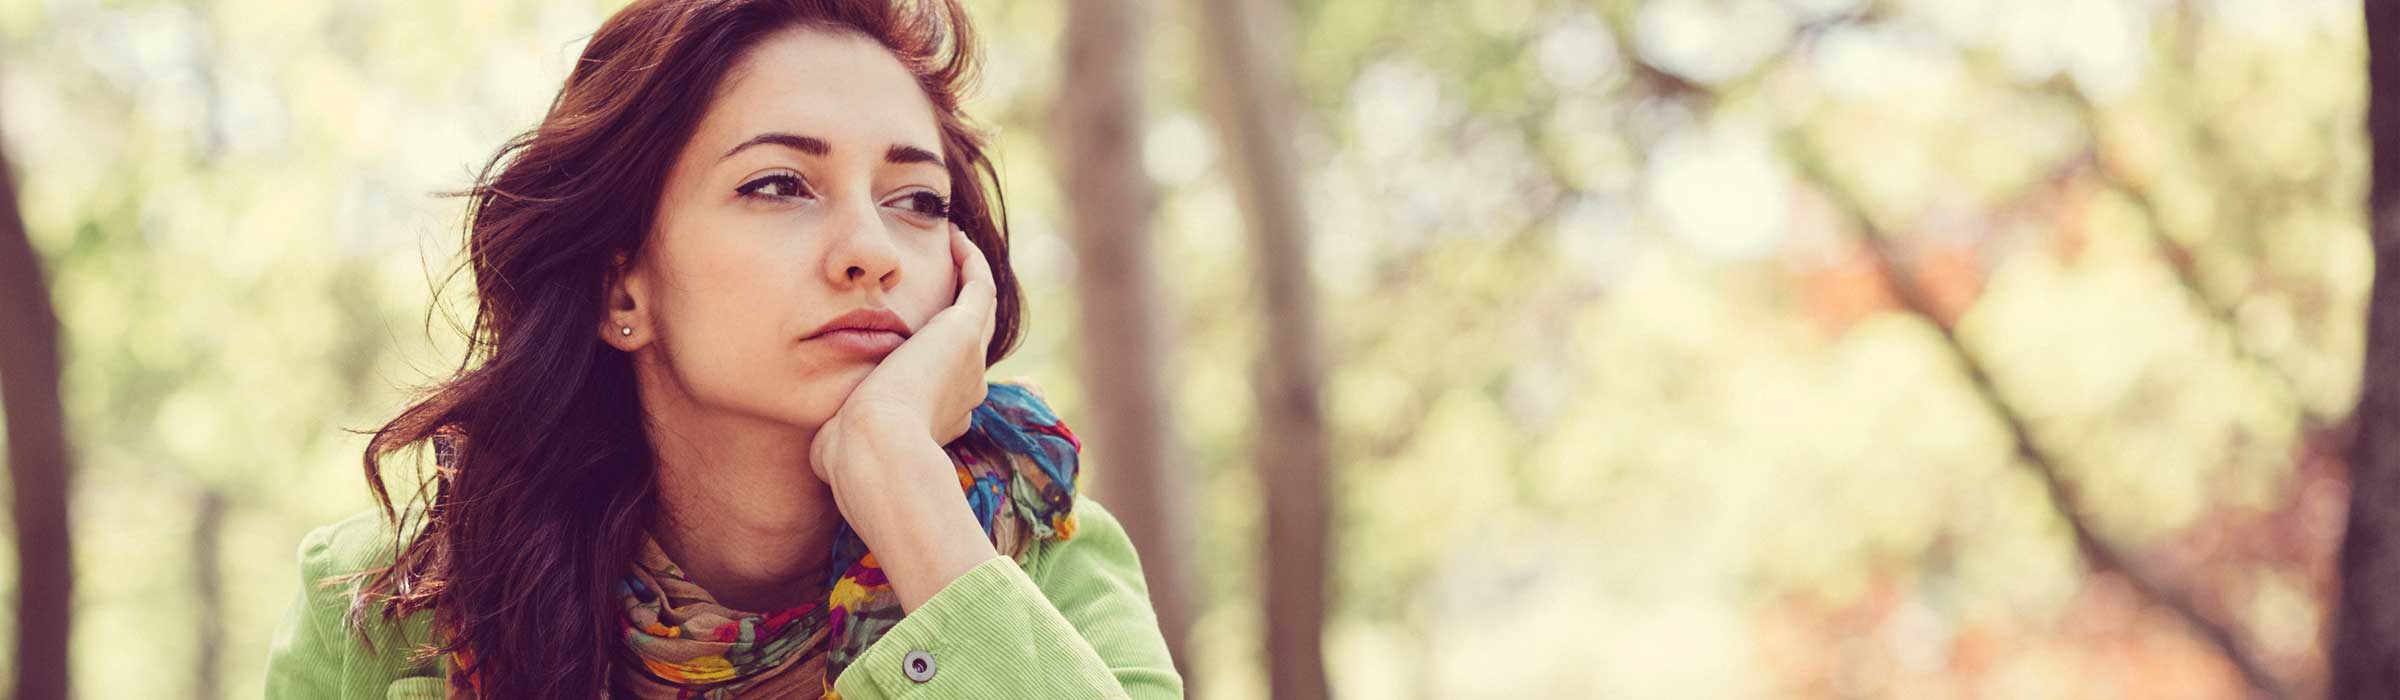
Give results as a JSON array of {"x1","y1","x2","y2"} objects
[
  {"x1": 833, "y1": 436, "x2": 997, "y2": 612},
  {"x1": 815, "y1": 405, "x2": 926, "y2": 483},
  {"x1": 878, "y1": 500, "x2": 999, "y2": 613}
]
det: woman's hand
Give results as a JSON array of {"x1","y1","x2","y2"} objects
[
  {"x1": 811, "y1": 225, "x2": 996, "y2": 484},
  {"x1": 808, "y1": 225, "x2": 1002, "y2": 611}
]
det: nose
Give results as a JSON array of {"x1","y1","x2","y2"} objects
[{"x1": 821, "y1": 199, "x2": 901, "y2": 291}]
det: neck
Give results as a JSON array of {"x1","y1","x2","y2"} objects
[{"x1": 638, "y1": 366, "x2": 841, "y2": 613}]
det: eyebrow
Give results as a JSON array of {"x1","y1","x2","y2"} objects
[
  {"x1": 718, "y1": 131, "x2": 945, "y2": 169},
  {"x1": 885, "y1": 144, "x2": 945, "y2": 168},
  {"x1": 722, "y1": 132, "x2": 828, "y2": 160}
]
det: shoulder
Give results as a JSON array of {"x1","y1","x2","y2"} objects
[
  {"x1": 833, "y1": 493, "x2": 1182, "y2": 698},
  {"x1": 286, "y1": 508, "x2": 439, "y2": 672},
  {"x1": 299, "y1": 507, "x2": 412, "y2": 581},
  {"x1": 1015, "y1": 494, "x2": 1183, "y2": 690},
  {"x1": 1022, "y1": 493, "x2": 1151, "y2": 597}
]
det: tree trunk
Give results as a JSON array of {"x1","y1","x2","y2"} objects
[
  {"x1": 1050, "y1": 0, "x2": 1198, "y2": 686},
  {"x1": 2337, "y1": 1, "x2": 2400, "y2": 695},
  {"x1": 0, "y1": 108, "x2": 74, "y2": 700},
  {"x1": 193, "y1": 488, "x2": 227, "y2": 700},
  {"x1": 1189, "y1": 0, "x2": 1333, "y2": 698}
]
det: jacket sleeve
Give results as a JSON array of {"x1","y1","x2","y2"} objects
[
  {"x1": 265, "y1": 522, "x2": 351, "y2": 699},
  {"x1": 831, "y1": 495, "x2": 1185, "y2": 699},
  {"x1": 265, "y1": 511, "x2": 440, "y2": 700}
]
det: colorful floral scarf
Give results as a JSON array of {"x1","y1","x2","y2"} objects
[{"x1": 446, "y1": 382, "x2": 1081, "y2": 699}]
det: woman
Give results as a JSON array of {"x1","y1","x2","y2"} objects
[{"x1": 263, "y1": 1, "x2": 1182, "y2": 698}]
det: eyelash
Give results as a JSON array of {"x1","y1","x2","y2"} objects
[
  {"x1": 893, "y1": 191, "x2": 951, "y2": 221},
  {"x1": 736, "y1": 172, "x2": 812, "y2": 200},
  {"x1": 734, "y1": 173, "x2": 950, "y2": 223}
]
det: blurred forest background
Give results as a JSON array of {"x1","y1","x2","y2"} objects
[{"x1": 0, "y1": 0, "x2": 2387, "y2": 697}]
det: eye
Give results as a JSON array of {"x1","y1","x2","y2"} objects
[
  {"x1": 884, "y1": 190, "x2": 952, "y2": 223},
  {"x1": 736, "y1": 171, "x2": 813, "y2": 201}
]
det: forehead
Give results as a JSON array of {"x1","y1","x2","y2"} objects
[{"x1": 697, "y1": 26, "x2": 943, "y2": 156}]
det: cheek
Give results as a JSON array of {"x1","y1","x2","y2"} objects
[
  {"x1": 899, "y1": 236, "x2": 959, "y2": 320},
  {"x1": 653, "y1": 229, "x2": 804, "y2": 339},
  {"x1": 646, "y1": 218, "x2": 837, "y2": 404}
]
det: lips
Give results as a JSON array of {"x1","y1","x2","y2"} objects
[
  {"x1": 806, "y1": 307, "x2": 913, "y2": 338},
  {"x1": 803, "y1": 307, "x2": 911, "y2": 355}
]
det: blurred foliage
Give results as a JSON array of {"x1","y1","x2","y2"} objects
[{"x1": 0, "y1": 0, "x2": 2369, "y2": 697}]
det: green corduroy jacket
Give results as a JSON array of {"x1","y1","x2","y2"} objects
[{"x1": 264, "y1": 494, "x2": 1183, "y2": 699}]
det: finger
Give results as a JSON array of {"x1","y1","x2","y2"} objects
[
  {"x1": 948, "y1": 224, "x2": 972, "y2": 295},
  {"x1": 947, "y1": 225, "x2": 973, "y2": 286},
  {"x1": 959, "y1": 228, "x2": 999, "y2": 351},
  {"x1": 977, "y1": 280, "x2": 997, "y2": 347},
  {"x1": 951, "y1": 226, "x2": 996, "y2": 306}
]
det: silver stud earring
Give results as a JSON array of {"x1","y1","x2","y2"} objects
[{"x1": 620, "y1": 326, "x2": 633, "y2": 337}]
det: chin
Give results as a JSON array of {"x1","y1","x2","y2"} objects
[
  {"x1": 679, "y1": 353, "x2": 887, "y2": 433},
  {"x1": 733, "y1": 393, "x2": 835, "y2": 435},
  {"x1": 767, "y1": 365, "x2": 877, "y2": 429}
]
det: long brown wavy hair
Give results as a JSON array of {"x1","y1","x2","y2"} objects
[{"x1": 346, "y1": 1, "x2": 1021, "y2": 696}]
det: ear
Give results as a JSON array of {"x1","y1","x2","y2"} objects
[{"x1": 600, "y1": 252, "x2": 654, "y2": 351}]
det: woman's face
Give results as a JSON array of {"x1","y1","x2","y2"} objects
[{"x1": 612, "y1": 26, "x2": 960, "y2": 432}]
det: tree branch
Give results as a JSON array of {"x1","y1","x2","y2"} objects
[
  {"x1": 1597, "y1": 8, "x2": 2293, "y2": 695},
  {"x1": 1781, "y1": 133, "x2": 2293, "y2": 700},
  {"x1": 2047, "y1": 80, "x2": 2328, "y2": 432}
]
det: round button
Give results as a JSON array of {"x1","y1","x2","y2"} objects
[{"x1": 902, "y1": 649, "x2": 937, "y2": 683}]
